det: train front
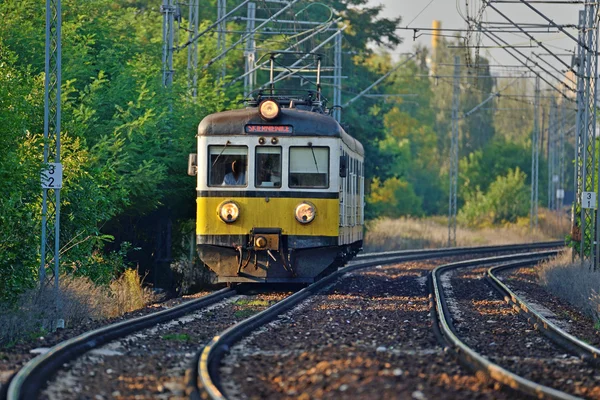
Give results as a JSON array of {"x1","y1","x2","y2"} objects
[{"x1": 192, "y1": 100, "x2": 343, "y2": 283}]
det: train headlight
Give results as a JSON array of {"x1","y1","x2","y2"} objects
[
  {"x1": 218, "y1": 201, "x2": 240, "y2": 223},
  {"x1": 295, "y1": 202, "x2": 316, "y2": 224},
  {"x1": 259, "y1": 99, "x2": 280, "y2": 120}
]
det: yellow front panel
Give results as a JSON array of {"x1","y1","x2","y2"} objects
[{"x1": 197, "y1": 197, "x2": 340, "y2": 236}]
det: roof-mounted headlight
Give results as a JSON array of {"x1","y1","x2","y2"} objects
[
  {"x1": 218, "y1": 201, "x2": 240, "y2": 223},
  {"x1": 259, "y1": 99, "x2": 280, "y2": 121},
  {"x1": 295, "y1": 202, "x2": 316, "y2": 224}
]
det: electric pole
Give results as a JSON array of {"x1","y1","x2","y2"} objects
[
  {"x1": 530, "y1": 76, "x2": 540, "y2": 229},
  {"x1": 187, "y1": 0, "x2": 199, "y2": 98},
  {"x1": 243, "y1": 2, "x2": 256, "y2": 97},
  {"x1": 448, "y1": 56, "x2": 460, "y2": 247},
  {"x1": 161, "y1": 0, "x2": 176, "y2": 87},
  {"x1": 40, "y1": 0, "x2": 64, "y2": 328},
  {"x1": 333, "y1": 31, "x2": 342, "y2": 122}
]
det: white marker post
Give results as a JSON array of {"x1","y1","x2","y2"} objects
[
  {"x1": 41, "y1": 162, "x2": 63, "y2": 189},
  {"x1": 582, "y1": 191, "x2": 597, "y2": 209}
]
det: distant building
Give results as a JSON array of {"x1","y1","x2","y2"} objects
[{"x1": 430, "y1": 20, "x2": 441, "y2": 76}]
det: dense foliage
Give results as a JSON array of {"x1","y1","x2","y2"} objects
[{"x1": 0, "y1": 0, "x2": 563, "y2": 300}]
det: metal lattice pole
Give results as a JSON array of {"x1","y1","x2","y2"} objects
[
  {"x1": 243, "y1": 2, "x2": 256, "y2": 97},
  {"x1": 448, "y1": 56, "x2": 460, "y2": 247},
  {"x1": 40, "y1": 0, "x2": 63, "y2": 326},
  {"x1": 333, "y1": 31, "x2": 342, "y2": 122},
  {"x1": 579, "y1": 2, "x2": 599, "y2": 266},
  {"x1": 548, "y1": 99, "x2": 557, "y2": 211},
  {"x1": 187, "y1": 0, "x2": 199, "y2": 97},
  {"x1": 588, "y1": 2, "x2": 600, "y2": 268},
  {"x1": 530, "y1": 76, "x2": 540, "y2": 229},
  {"x1": 559, "y1": 93, "x2": 566, "y2": 211},
  {"x1": 161, "y1": 0, "x2": 175, "y2": 87},
  {"x1": 217, "y1": 0, "x2": 227, "y2": 80},
  {"x1": 573, "y1": 9, "x2": 586, "y2": 260}
]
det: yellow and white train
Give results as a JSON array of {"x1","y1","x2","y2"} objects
[{"x1": 189, "y1": 97, "x2": 364, "y2": 283}]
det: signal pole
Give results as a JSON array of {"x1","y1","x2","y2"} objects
[{"x1": 448, "y1": 56, "x2": 460, "y2": 247}]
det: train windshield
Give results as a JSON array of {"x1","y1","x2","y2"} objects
[
  {"x1": 289, "y1": 147, "x2": 329, "y2": 188},
  {"x1": 208, "y1": 145, "x2": 248, "y2": 186},
  {"x1": 255, "y1": 147, "x2": 282, "y2": 188}
]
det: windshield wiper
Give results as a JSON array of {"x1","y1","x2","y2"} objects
[
  {"x1": 309, "y1": 145, "x2": 320, "y2": 174},
  {"x1": 212, "y1": 140, "x2": 231, "y2": 167}
]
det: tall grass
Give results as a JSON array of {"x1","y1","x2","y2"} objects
[
  {"x1": 537, "y1": 252, "x2": 600, "y2": 322},
  {"x1": 0, "y1": 269, "x2": 156, "y2": 346},
  {"x1": 364, "y1": 209, "x2": 567, "y2": 252}
]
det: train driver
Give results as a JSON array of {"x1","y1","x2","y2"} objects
[{"x1": 222, "y1": 159, "x2": 246, "y2": 186}]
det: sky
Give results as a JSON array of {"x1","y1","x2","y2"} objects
[{"x1": 367, "y1": 0, "x2": 581, "y2": 79}]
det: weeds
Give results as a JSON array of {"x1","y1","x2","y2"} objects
[
  {"x1": 108, "y1": 269, "x2": 156, "y2": 317},
  {"x1": 162, "y1": 333, "x2": 191, "y2": 341},
  {"x1": 364, "y1": 212, "x2": 565, "y2": 253},
  {"x1": 234, "y1": 299, "x2": 270, "y2": 307},
  {"x1": 0, "y1": 269, "x2": 157, "y2": 346},
  {"x1": 538, "y1": 252, "x2": 600, "y2": 324},
  {"x1": 234, "y1": 309, "x2": 256, "y2": 319}
]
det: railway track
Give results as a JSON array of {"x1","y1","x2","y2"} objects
[
  {"x1": 4, "y1": 241, "x2": 563, "y2": 400},
  {"x1": 432, "y1": 252, "x2": 600, "y2": 399},
  {"x1": 193, "y1": 242, "x2": 562, "y2": 400},
  {"x1": 6, "y1": 289, "x2": 236, "y2": 399}
]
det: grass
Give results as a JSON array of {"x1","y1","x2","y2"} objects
[
  {"x1": 537, "y1": 252, "x2": 600, "y2": 324},
  {"x1": 363, "y1": 209, "x2": 568, "y2": 252},
  {"x1": 0, "y1": 269, "x2": 157, "y2": 347},
  {"x1": 234, "y1": 309, "x2": 257, "y2": 319},
  {"x1": 162, "y1": 333, "x2": 191, "y2": 341},
  {"x1": 234, "y1": 298, "x2": 270, "y2": 307}
]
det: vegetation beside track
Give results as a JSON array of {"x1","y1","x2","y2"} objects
[
  {"x1": 364, "y1": 211, "x2": 569, "y2": 252},
  {"x1": 1, "y1": 0, "x2": 570, "y2": 322},
  {"x1": 537, "y1": 252, "x2": 600, "y2": 326}
]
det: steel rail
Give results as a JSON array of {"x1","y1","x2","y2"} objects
[
  {"x1": 195, "y1": 242, "x2": 564, "y2": 400},
  {"x1": 357, "y1": 241, "x2": 562, "y2": 261},
  {"x1": 431, "y1": 251, "x2": 583, "y2": 400},
  {"x1": 6, "y1": 288, "x2": 236, "y2": 400},
  {"x1": 488, "y1": 262, "x2": 600, "y2": 366}
]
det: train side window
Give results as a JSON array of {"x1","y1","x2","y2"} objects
[
  {"x1": 255, "y1": 147, "x2": 282, "y2": 188},
  {"x1": 289, "y1": 146, "x2": 329, "y2": 188},
  {"x1": 208, "y1": 145, "x2": 248, "y2": 187}
]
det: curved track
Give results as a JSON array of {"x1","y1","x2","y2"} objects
[
  {"x1": 6, "y1": 288, "x2": 236, "y2": 400},
  {"x1": 487, "y1": 262, "x2": 600, "y2": 367},
  {"x1": 431, "y1": 252, "x2": 600, "y2": 399},
  {"x1": 195, "y1": 242, "x2": 562, "y2": 399}
]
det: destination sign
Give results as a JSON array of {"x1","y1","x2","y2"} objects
[{"x1": 245, "y1": 125, "x2": 293, "y2": 134}]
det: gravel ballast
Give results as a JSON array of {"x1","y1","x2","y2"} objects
[{"x1": 218, "y1": 259, "x2": 516, "y2": 400}]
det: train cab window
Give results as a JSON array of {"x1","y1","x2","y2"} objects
[
  {"x1": 289, "y1": 146, "x2": 329, "y2": 188},
  {"x1": 208, "y1": 145, "x2": 248, "y2": 187},
  {"x1": 255, "y1": 147, "x2": 282, "y2": 188}
]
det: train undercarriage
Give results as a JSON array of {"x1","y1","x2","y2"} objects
[{"x1": 198, "y1": 229, "x2": 362, "y2": 283}]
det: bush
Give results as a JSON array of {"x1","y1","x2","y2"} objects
[
  {"x1": 108, "y1": 269, "x2": 157, "y2": 317},
  {"x1": 458, "y1": 167, "x2": 529, "y2": 227},
  {"x1": 366, "y1": 177, "x2": 423, "y2": 219}
]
